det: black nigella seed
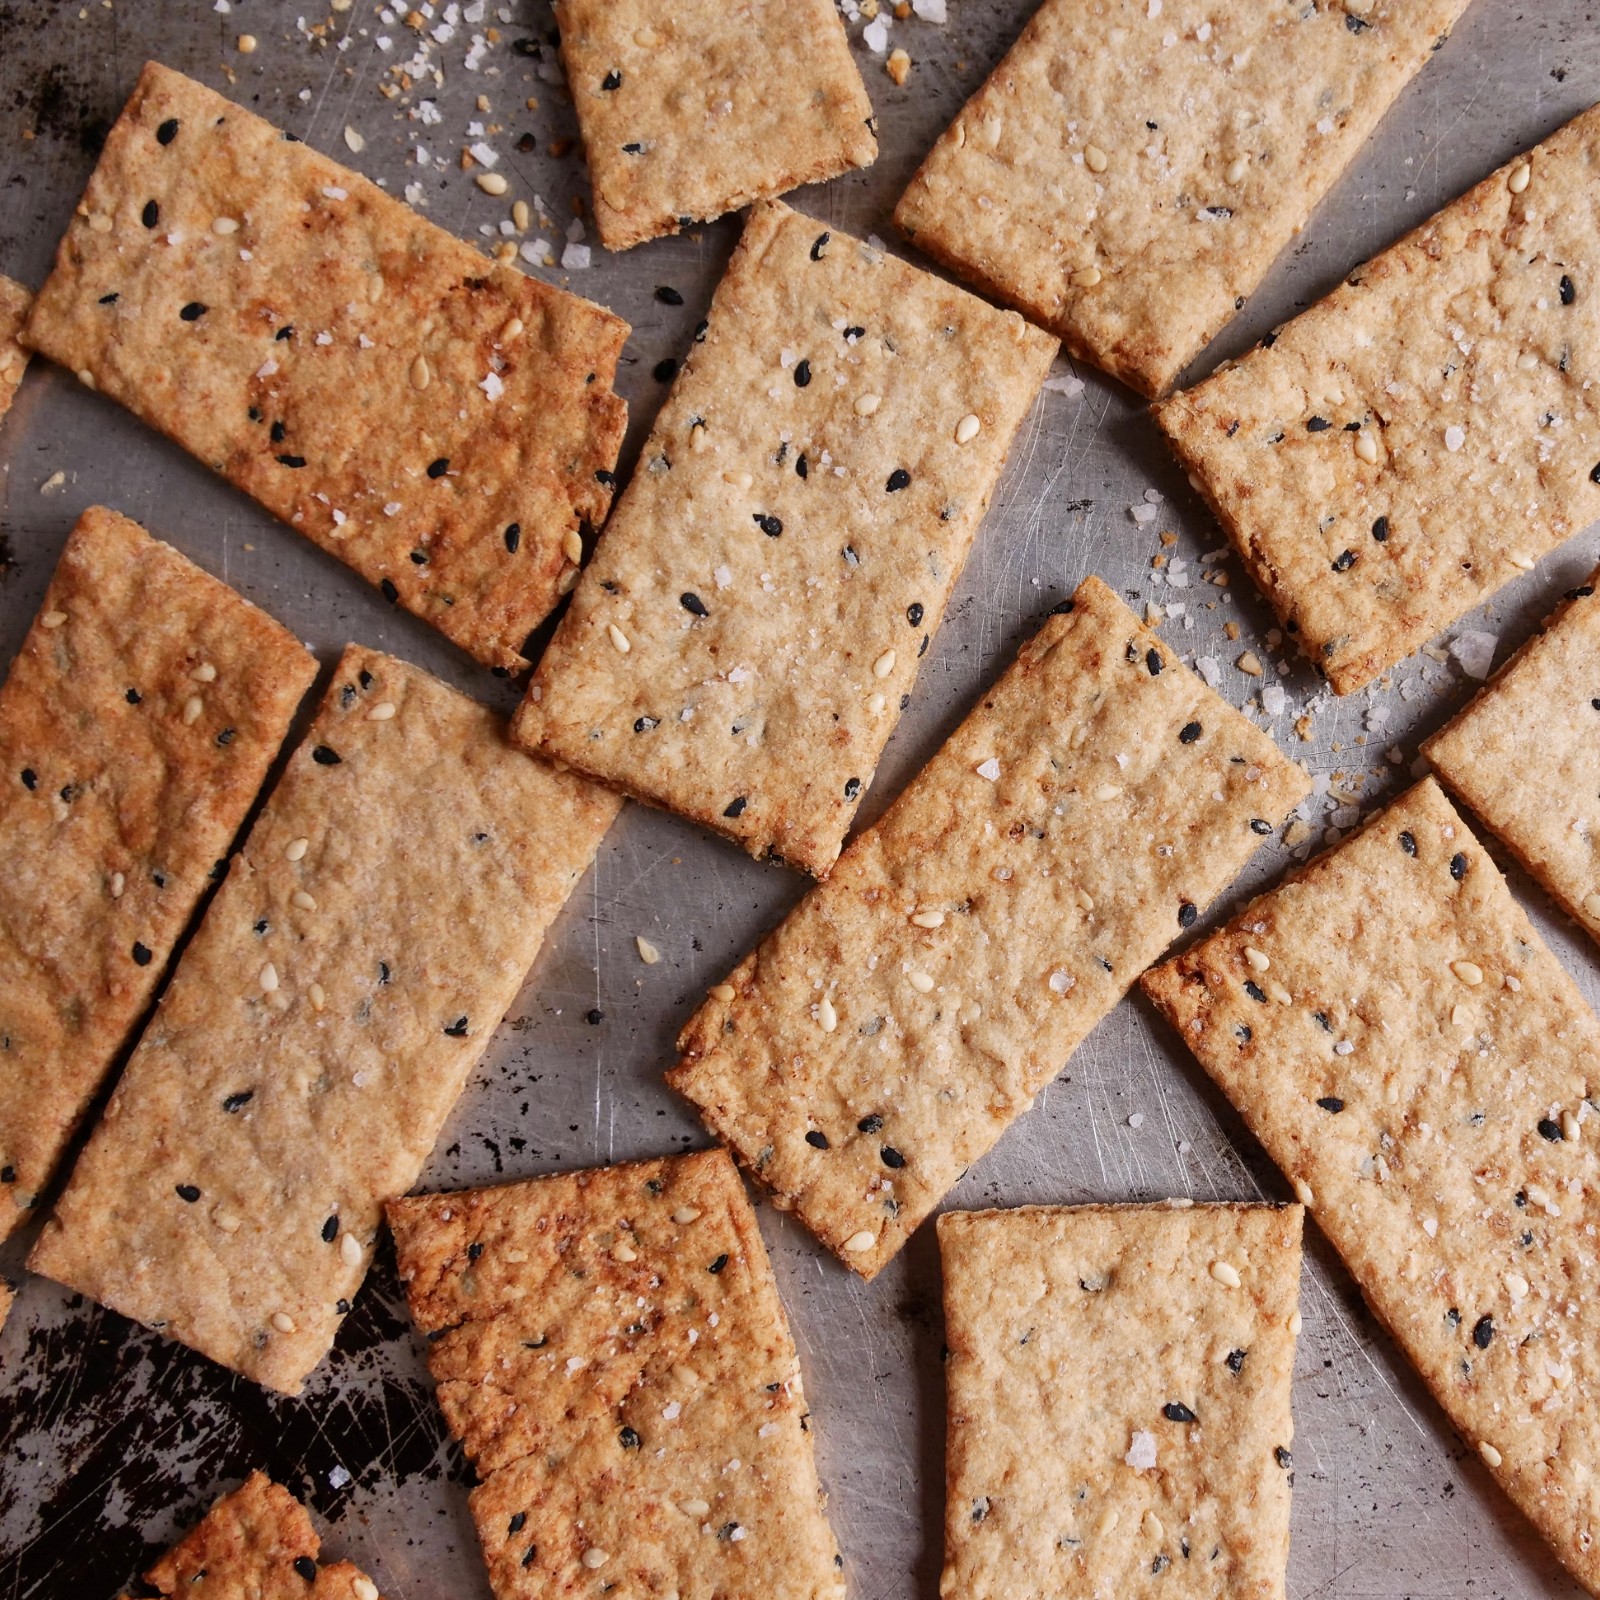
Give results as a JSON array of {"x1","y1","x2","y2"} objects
[
  {"x1": 794, "y1": 359, "x2": 812, "y2": 388},
  {"x1": 1577, "y1": 586, "x2": 1599, "y2": 600},
  {"x1": 1450, "y1": 852, "x2": 1467, "y2": 880},
  {"x1": 1146, "y1": 648, "x2": 1163, "y2": 676},
  {"x1": 468, "y1": 1240, "x2": 483, "y2": 1260},
  {"x1": 1331, "y1": 549, "x2": 1357, "y2": 572},
  {"x1": 843, "y1": 325, "x2": 866, "y2": 341},
  {"x1": 271, "y1": 421, "x2": 286, "y2": 443},
  {"x1": 601, "y1": 68, "x2": 622, "y2": 90},
  {"x1": 157, "y1": 117, "x2": 180, "y2": 145},
  {"x1": 693, "y1": 319, "x2": 708, "y2": 343},
  {"x1": 1591, "y1": 461, "x2": 1600, "y2": 485},
  {"x1": 597, "y1": 469, "x2": 617, "y2": 487},
  {"x1": 1317, "y1": 1096, "x2": 1345, "y2": 1113},
  {"x1": 99, "y1": 292, "x2": 119, "y2": 305},
  {"x1": 1245, "y1": 980, "x2": 1268, "y2": 1003},
  {"x1": 444, "y1": 1016, "x2": 470, "y2": 1037},
  {"x1": 619, "y1": 1426, "x2": 641, "y2": 1449},
  {"x1": 410, "y1": 550, "x2": 428, "y2": 565},
  {"x1": 723, "y1": 795, "x2": 748, "y2": 817},
  {"x1": 1473, "y1": 1314, "x2": 1495, "y2": 1349},
  {"x1": 312, "y1": 746, "x2": 341, "y2": 766},
  {"x1": 427, "y1": 457, "x2": 449, "y2": 479},
  {"x1": 508, "y1": 1512, "x2": 527, "y2": 1534},
  {"x1": 634, "y1": 716, "x2": 659, "y2": 732},
  {"x1": 907, "y1": 602, "x2": 925, "y2": 627},
  {"x1": 1250, "y1": 818, "x2": 1272, "y2": 835},
  {"x1": 216, "y1": 728, "x2": 235, "y2": 746},
  {"x1": 754, "y1": 513, "x2": 782, "y2": 537},
  {"x1": 521, "y1": 1547, "x2": 538, "y2": 1569},
  {"x1": 132, "y1": 942, "x2": 153, "y2": 966},
  {"x1": 276, "y1": 325, "x2": 295, "y2": 341},
  {"x1": 223, "y1": 1091, "x2": 253, "y2": 1112},
  {"x1": 516, "y1": 133, "x2": 537, "y2": 153},
  {"x1": 844, "y1": 776, "x2": 861, "y2": 799},
  {"x1": 881, "y1": 1146, "x2": 905, "y2": 1169},
  {"x1": 294, "y1": 1556, "x2": 318, "y2": 1583},
  {"x1": 655, "y1": 285, "x2": 683, "y2": 305},
  {"x1": 1560, "y1": 274, "x2": 1576, "y2": 306},
  {"x1": 1163, "y1": 1401, "x2": 1198, "y2": 1423},
  {"x1": 622, "y1": 142, "x2": 643, "y2": 154},
  {"x1": 276, "y1": 454, "x2": 307, "y2": 468},
  {"x1": 654, "y1": 357, "x2": 678, "y2": 382},
  {"x1": 176, "y1": 1184, "x2": 201, "y2": 1203},
  {"x1": 1372, "y1": 515, "x2": 1389, "y2": 542},
  {"x1": 142, "y1": 199, "x2": 159, "y2": 228},
  {"x1": 505, "y1": 523, "x2": 522, "y2": 553},
  {"x1": 1275, "y1": 1446, "x2": 1293, "y2": 1469},
  {"x1": 680, "y1": 592, "x2": 708, "y2": 617},
  {"x1": 1345, "y1": 9, "x2": 1369, "y2": 28},
  {"x1": 1398, "y1": 830, "x2": 1417, "y2": 857},
  {"x1": 810, "y1": 232, "x2": 830, "y2": 261},
  {"x1": 20, "y1": 769, "x2": 36, "y2": 790},
  {"x1": 796, "y1": 453, "x2": 809, "y2": 479},
  {"x1": 1538, "y1": 1117, "x2": 1563, "y2": 1142},
  {"x1": 1179, "y1": 721, "x2": 1202, "y2": 744},
  {"x1": 805, "y1": 1130, "x2": 830, "y2": 1150},
  {"x1": 126, "y1": 688, "x2": 142, "y2": 704},
  {"x1": 886, "y1": 468, "x2": 911, "y2": 493},
  {"x1": 1306, "y1": 416, "x2": 1332, "y2": 432},
  {"x1": 718, "y1": 1523, "x2": 741, "y2": 1542},
  {"x1": 322, "y1": 1215, "x2": 338, "y2": 1243},
  {"x1": 708, "y1": 1253, "x2": 728, "y2": 1274},
  {"x1": 180, "y1": 302, "x2": 207, "y2": 321},
  {"x1": 1226, "y1": 1348, "x2": 1246, "y2": 1374},
  {"x1": 1178, "y1": 901, "x2": 1197, "y2": 928},
  {"x1": 381, "y1": 578, "x2": 399, "y2": 603},
  {"x1": 0, "y1": 1167, "x2": 13, "y2": 1184},
  {"x1": 586, "y1": 1008, "x2": 604, "y2": 1026}
]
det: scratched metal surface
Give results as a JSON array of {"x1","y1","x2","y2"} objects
[{"x1": 0, "y1": 0, "x2": 1598, "y2": 1596}]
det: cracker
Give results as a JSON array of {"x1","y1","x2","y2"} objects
[
  {"x1": 940, "y1": 1201, "x2": 1302, "y2": 1600},
  {"x1": 1141, "y1": 778, "x2": 1600, "y2": 1593},
  {"x1": 385, "y1": 1148, "x2": 844, "y2": 1600},
  {"x1": 0, "y1": 506, "x2": 315, "y2": 1240},
  {"x1": 894, "y1": 0, "x2": 1471, "y2": 399},
  {"x1": 0, "y1": 275, "x2": 31, "y2": 425},
  {"x1": 554, "y1": 0, "x2": 876, "y2": 252},
  {"x1": 121, "y1": 1470, "x2": 385, "y2": 1600},
  {"x1": 1424, "y1": 571, "x2": 1600, "y2": 945},
  {"x1": 28, "y1": 647, "x2": 620, "y2": 1395},
  {"x1": 514, "y1": 200, "x2": 1058, "y2": 877},
  {"x1": 667, "y1": 576, "x2": 1309, "y2": 1276},
  {"x1": 22, "y1": 63, "x2": 629, "y2": 674},
  {"x1": 1155, "y1": 102, "x2": 1600, "y2": 695}
]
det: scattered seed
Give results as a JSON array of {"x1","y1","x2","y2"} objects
[
  {"x1": 842, "y1": 1230, "x2": 877, "y2": 1253},
  {"x1": 476, "y1": 172, "x2": 509, "y2": 196},
  {"x1": 1210, "y1": 1260, "x2": 1242, "y2": 1289},
  {"x1": 1084, "y1": 143, "x2": 1109, "y2": 173},
  {"x1": 818, "y1": 995, "x2": 838, "y2": 1032},
  {"x1": 271, "y1": 1311, "x2": 296, "y2": 1333},
  {"x1": 1450, "y1": 959, "x2": 1483, "y2": 986},
  {"x1": 608, "y1": 623, "x2": 631, "y2": 653},
  {"x1": 636, "y1": 935, "x2": 661, "y2": 965},
  {"x1": 911, "y1": 910, "x2": 945, "y2": 928},
  {"x1": 873, "y1": 649, "x2": 897, "y2": 678},
  {"x1": 259, "y1": 963, "x2": 279, "y2": 993},
  {"x1": 855, "y1": 393, "x2": 882, "y2": 416},
  {"x1": 1480, "y1": 1440, "x2": 1503, "y2": 1468},
  {"x1": 955, "y1": 413, "x2": 981, "y2": 444},
  {"x1": 1508, "y1": 163, "x2": 1531, "y2": 195}
]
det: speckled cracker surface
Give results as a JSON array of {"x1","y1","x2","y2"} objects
[
  {"x1": 0, "y1": 275, "x2": 31, "y2": 423},
  {"x1": 22, "y1": 63, "x2": 628, "y2": 672},
  {"x1": 667, "y1": 576, "x2": 1309, "y2": 1276},
  {"x1": 29, "y1": 648, "x2": 620, "y2": 1395},
  {"x1": 894, "y1": 0, "x2": 1471, "y2": 399},
  {"x1": 121, "y1": 1470, "x2": 386, "y2": 1600},
  {"x1": 940, "y1": 1202, "x2": 1302, "y2": 1600},
  {"x1": 0, "y1": 506, "x2": 315, "y2": 1241},
  {"x1": 1156, "y1": 102, "x2": 1600, "y2": 695},
  {"x1": 1424, "y1": 571, "x2": 1600, "y2": 946},
  {"x1": 555, "y1": 0, "x2": 876, "y2": 252},
  {"x1": 515, "y1": 201, "x2": 1057, "y2": 876},
  {"x1": 1141, "y1": 779, "x2": 1600, "y2": 1594},
  {"x1": 386, "y1": 1148, "x2": 845, "y2": 1600}
]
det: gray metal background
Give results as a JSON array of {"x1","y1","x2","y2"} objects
[{"x1": 0, "y1": 1, "x2": 1597, "y2": 1596}]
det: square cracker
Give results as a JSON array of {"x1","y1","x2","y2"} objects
[
  {"x1": 0, "y1": 506, "x2": 315, "y2": 1240},
  {"x1": 894, "y1": 0, "x2": 1472, "y2": 400},
  {"x1": 1141, "y1": 778, "x2": 1600, "y2": 1594},
  {"x1": 385, "y1": 1148, "x2": 845, "y2": 1600},
  {"x1": 514, "y1": 200, "x2": 1058, "y2": 878},
  {"x1": 22, "y1": 63, "x2": 629, "y2": 673},
  {"x1": 667, "y1": 576, "x2": 1309, "y2": 1277},
  {"x1": 0, "y1": 275, "x2": 31, "y2": 425},
  {"x1": 121, "y1": 1470, "x2": 386, "y2": 1600},
  {"x1": 1155, "y1": 102, "x2": 1600, "y2": 696},
  {"x1": 554, "y1": 0, "x2": 876, "y2": 252},
  {"x1": 29, "y1": 647, "x2": 620, "y2": 1395},
  {"x1": 940, "y1": 1202, "x2": 1302, "y2": 1600},
  {"x1": 1424, "y1": 570, "x2": 1600, "y2": 946}
]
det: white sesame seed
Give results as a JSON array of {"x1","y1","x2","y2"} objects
[
  {"x1": 1506, "y1": 1271, "x2": 1530, "y2": 1300},
  {"x1": 1508, "y1": 163, "x2": 1531, "y2": 195},
  {"x1": 1480, "y1": 1440, "x2": 1504, "y2": 1468},
  {"x1": 476, "y1": 172, "x2": 509, "y2": 196},
  {"x1": 709, "y1": 983, "x2": 736, "y2": 1003},
  {"x1": 1225, "y1": 154, "x2": 1250, "y2": 184},
  {"x1": 908, "y1": 970, "x2": 935, "y2": 994},
  {"x1": 873, "y1": 649, "x2": 897, "y2": 679},
  {"x1": 292, "y1": 889, "x2": 317, "y2": 910},
  {"x1": 1071, "y1": 266, "x2": 1102, "y2": 288},
  {"x1": 500, "y1": 316, "x2": 525, "y2": 343},
  {"x1": 410, "y1": 354, "x2": 431, "y2": 390},
  {"x1": 1450, "y1": 959, "x2": 1483, "y2": 986},
  {"x1": 1244, "y1": 946, "x2": 1270, "y2": 972},
  {"x1": 308, "y1": 981, "x2": 326, "y2": 1013},
  {"x1": 192, "y1": 662, "x2": 218, "y2": 682},
  {"x1": 955, "y1": 413, "x2": 981, "y2": 444},
  {"x1": 562, "y1": 528, "x2": 584, "y2": 564},
  {"x1": 911, "y1": 910, "x2": 945, "y2": 928},
  {"x1": 286, "y1": 837, "x2": 310, "y2": 861},
  {"x1": 214, "y1": 1208, "x2": 242, "y2": 1234},
  {"x1": 1143, "y1": 1510, "x2": 1163, "y2": 1540},
  {"x1": 1289, "y1": 1309, "x2": 1303, "y2": 1336},
  {"x1": 1092, "y1": 783, "x2": 1123, "y2": 801},
  {"x1": 855, "y1": 393, "x2": 882, "y2": 417},
  {"x1": 1084, "y1": 143, "x2": 1109, "y2": 173},
  {"x1": 1268, "y1": 982, "x2": 1292, "y2": 1005},
  {"x1": 680, "y1": 1499, "x2": 711, "y2": 1517},
  {"x1": 259, "y1": 963, "x2": 279, "y2": 993},
  {"x1": 1563, "y1": 1108, "x2": 1582, "y2": 1142},
  {"x1": 582, "y1": 1550, "x2": 609, "y2": 1570},
  {"x1": 110, "y1": 872, "x2": 126, "y2": 899},
  {"x1": 512, "y1": 199, "x2": 531, "y2": 231},
  {"x1": 1293, "y1": 1178, "x2": 1314, "y2": 1206},
  {"x1": 1210, "y1": 1259, "x2": 1242, "y2": 1289},
  {"x1": 867, "y1": 692, "x2": 887, "y2": 715},
  {"x1": 182, "y1": 695, "x2": 204, "y2": 726},
  {"x1": 87, "y1": 212, "x2": 113, "y2": 233},
  {"x1": 212, "y1": 216, "x2": 240, "y2": 235},
  {"x1": 341, "y1": 1232, "x2": 362, "y2": 1267},
  {"x1": 343, "y1": 126, "x2": 366, "y2": 154},
  {"x1": 673, "y1": 1207, "x2": 701, "y2": 1224},
  {"x1": 40, "y1": 610, "x2": 67, "y2": 629},
  {"x1": 1048, "y1": 969, "x2": 1073, "y2": 994},
  {"x1": 271, "y1": 1311, "x2": 296, "y2": 1333},
  {"x1": 360, "y1": 701, "x2": 397, "y2": 725},
  {"x1": 842, "y1": 1230, "x2": 877, "y2": 1253},
  {"x1": 353, "y1": 1581, "x2": 379, "y2": 1600},
  {"x1": 636, "y1": 935, "x2": 661, "y2": 965},
  {"x1": 612, "y1": 1241, "x2": 638, "y2": 1262},
  {"x1": 1354, "y1": 431, "x2": 1378, "y2": 464},
  {"x1": 818, "y1": 995, "x2": 838, "y2": 1032},
  {"x1": 608, "y1": 622, "x2": 631, "y2": 654}
]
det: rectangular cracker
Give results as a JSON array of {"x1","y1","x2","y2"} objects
[
  {"x1": 666, "y1": 575, "x2": 1309, "y2": 1276},
  {"x1": 1141, "y1": 778, "x2": 1600, "y2": 1594},
  {"x1": 22, "y1": 63, "x2": 629, "y2": 673},
  {"x1": 514, "y1": 200, "x2": 1058, "y2": 877},
  {"x1": 940, "y1": 1201, "x2": 1302, "y2": 1600},
  {"x1": 555, "y1": 0, "x2": 876, "y2": 252},
  {"x1": 1155, "y1": 102, "x2": 1600, "y2": 695},
  {"x1": 29, "y1": 647, "x2": 621, "y2": 1395},
  {"x1": 894, "y1": 0, "x2": 1471, "y2": 399},
  {"x1": 0, "y1": 506, "x2": 316, "y2": 1240},
  {"x1": 1424, "y1": 570, "x2": 1600, "y2": 945},
  {"x1": 385, "y1": 1148, "x2": 844, "y2": 1600},
  {"x1": 120, "y1": 1470, "x2": 385, "y2": 1600},
  {"x1": 0, "y1": 275, "x2": 31, "y2": 425}
]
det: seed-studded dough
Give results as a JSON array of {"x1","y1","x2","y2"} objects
[
  {"x1": 22, "y1": 62, "x2": 629, "y2": 673},
  {"x1": 514, "y1": 200, "x2": 1058, "y2": 878},
  {"x1": 667, "y1": 576, "x2": 1309, "y2": 1277},
  {"x1": 1156, "y1": 102, "x2": 1600, "y2": 695},
  {"x1": 120, "y1": 1470, "x2": 387, "y2": 1600},
  {"x1": 1424, "y1": 571, "x2": 1600, "y2": 948},
  {"x1": 0, "y1": 275, "x2": 31, "y2": 424},
  {"x1": 894, "y1": 0, "x2": 1472, "y2": 399},
  {"x1": 940, "y1": 1202, "x2": 1302, "y2": 1600},
  {"x1": 554, "y1": 0, "x2": 876, "y2": 252},
  {"x1": 29, "y1": 648, "x2": 620, "y2": 1395},
  {"x1": 1141, "y1": 779, "x2": 1600, "y2": 1595},
  {"x1": 386, "y1": 1149, "x2": 845, "y2": 1600},
  {"x1": 0, "y1": 506, "x2": 315, "y2": 1240}
]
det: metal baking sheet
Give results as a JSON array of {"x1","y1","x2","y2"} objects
[{"x1": 1, "y1": 2, "x2": 1598, "y2": 1595}]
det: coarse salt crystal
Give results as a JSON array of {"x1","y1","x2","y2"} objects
[
  {"x1": 1126, "y1": 1430, "x2": 1158, "y2": 1470},
  {"x1": 975, "y1": 757, "x2": 1001, "y2": 781}
]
